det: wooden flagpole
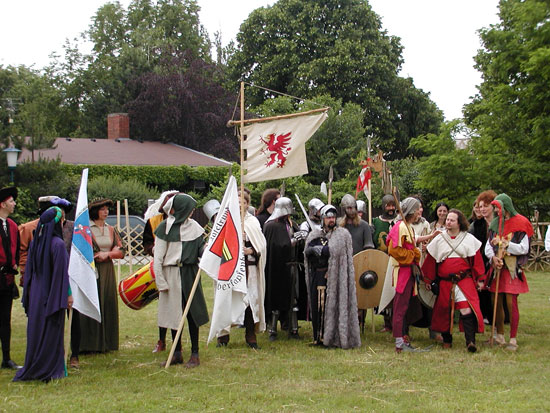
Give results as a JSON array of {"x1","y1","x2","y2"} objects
[
  {"x1": 124, "y1": 199, "x2": 133, "y2": 276},
  {"x1": 227, "y1": 107, "x2": 328, "y2": 127},
  {"x1": 164, "y1": 267, "x2": 202, "y2": 369},
  {"x1": 239, "y1": 81, "x2": 246, "y2": 228},
  {"x1": 64, "y1": 308, "x2": 73, "y2": 367}
]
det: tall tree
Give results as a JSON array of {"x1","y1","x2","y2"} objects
[
  {"x1": 464, "y1": 0, "x2": 550, "y2": 216},
  {"x1": 227, "y1": 0, "x2": 442, "y2": 159},
  {"x1": 124, "y1": 52, "x2": 239, "y2": 160}
]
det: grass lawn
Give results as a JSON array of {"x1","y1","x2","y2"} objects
[{"x1": 2, "y1": 269, "x2": 549, "y2": 412}]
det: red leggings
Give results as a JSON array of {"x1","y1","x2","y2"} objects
[{"x1": 493, "y1": 293, "x2": 519, "y2": 338}]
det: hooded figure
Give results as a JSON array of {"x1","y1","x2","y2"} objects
[
  {"x1": 484, "y1": 193, "x2": 533, "y2": 350},
  {"x1": 153, "y1": 194, "x2": 209, "y2": 367},
  {"x1": 14, "y1": 207, "x2": 71, "y2": 382}
]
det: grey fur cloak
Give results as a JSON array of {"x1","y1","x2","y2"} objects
[{"x1": 304, "y1": 227, "x2": 361, "y2": 349}]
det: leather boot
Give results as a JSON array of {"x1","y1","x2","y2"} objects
[
  {"x1": 461, "y1": 313, "x2": 477, "y2": 353},
  {"x1": 268, "y1": 311, "x2": 279, "y2": 341},
  {"x1": 184, "y1": 353, "x2": 200, "y2": 368}
]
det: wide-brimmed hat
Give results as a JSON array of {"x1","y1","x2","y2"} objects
[
  {"x1": 88, "y1": 198, "x2": 114, "y2": 210},
  {"x1": 0, "y1": 186, "x2": 17, "y2": 203},
  {"x1": 38, "y1": 196, "x2": 73, "y2": 214}
]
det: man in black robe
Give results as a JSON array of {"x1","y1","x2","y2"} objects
[{"x1": 263, "y1": 197, "x2": 304, "y2": 340}]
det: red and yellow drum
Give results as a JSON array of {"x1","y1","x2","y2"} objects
[{"x1": 118, "y1": 261, "x2": 159, "y2": 310}]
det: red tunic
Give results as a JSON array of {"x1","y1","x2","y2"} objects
[{"x1": 422, "y1": 251, "x2": 486, "y2": 334}]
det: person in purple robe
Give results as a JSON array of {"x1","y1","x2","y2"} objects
[{"x1": 14, "y1": 206, "x2": 73, "y2": 382}]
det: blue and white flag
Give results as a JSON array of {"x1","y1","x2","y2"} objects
[{"x1": 68, "y1": 169, "x2": 101, "y2": 322}]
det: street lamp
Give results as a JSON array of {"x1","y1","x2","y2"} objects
[{"x1": 3, "y1": 147, "x2": 21, "y2": 184}]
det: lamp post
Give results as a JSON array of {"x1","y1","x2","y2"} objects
[{"x1": 3, "y1": 147, "x2": 21, "y2": 184}]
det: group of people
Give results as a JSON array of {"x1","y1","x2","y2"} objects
[
  {"x1": 375, "y1": 191, "x2": 533, "y2": 353},
  {"x1": 0, "y1": 187, "x2": 124, "y2": 381},
  {"x1": 0, "y1": 182, "x2": 537, "y2": 381}
]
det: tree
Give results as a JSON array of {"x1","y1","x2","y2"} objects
[
  {"x1": 48, "y1": 0, "x2": 212, "y2": 139},
  {"x1": 464, "y1": 0, "x2": 550, "y2": 217},
  {"x1": 227, "y1": 0, "x2": 442, "y2": 158},
  {"x1": 124, "y1": 53, "x2": 239, "y2": 160}
]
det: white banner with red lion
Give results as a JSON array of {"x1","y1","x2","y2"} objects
[
  {"x1": 241, "y1": 112, "x2": 328, "y2": 183},
  {"x1": 199, "y1": 176, "x2": 247, "y2": 343}
]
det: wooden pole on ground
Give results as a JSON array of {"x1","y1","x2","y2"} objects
[
  {"x1": 124, "y1": 199, "x2": 133, "y2": 275},
  {"x1": 164, "y1": 267, "x2": 202, "y2": 369},
  {"x1": 64, "y1": 308, "x2": 73, "y2": 367},
  {"x1": 116, "y1": 201, "x2": 121, "y2": 282}
]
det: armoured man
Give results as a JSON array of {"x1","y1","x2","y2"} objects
[
  {"x1": 299, "y1": 198, "x2": 325, "y2": 234},
  {"x1": 339, "y1": 194, "x2": 374, "y2": 255},
  {"x1": 263, "y1": 197, "x2": 305, "y2": 340},
  {"x1": 304, "y1": 204, "x2": 361, "y2": 349}
]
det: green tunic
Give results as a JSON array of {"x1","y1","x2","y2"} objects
[
  {"x1": 373, "y1": 217, "x2": 392, "y2": 251},
  {"x1": 180, "y1": 237, "x2": 209, "y2": 327}
]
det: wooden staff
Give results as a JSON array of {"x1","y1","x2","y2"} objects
[
  {"x1": 239, "y1": 81, "x2": 246, "y2": 231},
  {"x1": 124, "y1": 199, "x2": 133, "y2": 275},
  {"x1": 449, "y1": 285, "x2": 455, "y2": 335},
  {"x1": 64, "y1": 308, "x2": 73, "y2": 367},
  {"x1": 116, "y1": 200, "x2": 121, "y2": 282},
  {"x1": 327, "y1": 166, "x2": 334, "y2": 205},
  {"x1": 489, "y1": 234, "x2": 510, "y2": 346},
  {"x1": 164, "y1": 267, "x2": 202, "y2": 369}
]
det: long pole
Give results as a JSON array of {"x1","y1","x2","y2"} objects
[
  {"x1": 64, "y1": 308, "x2": 73, "y2": 367},
  {"x1": 124, "y1": 199, "x2": 133, "y2": 275},
  {"x1": 227, "y1": 107, "x2": 328, "y2": 127},
  {"x1": 164, "y1": 267, "x2": 202, "y2": 369},
  {"x1": 239, "y1": 81, "x2": 245, "y2": 228},
  {"x1": 490, "y1": 269, "x2": 501, "y2": 346}
]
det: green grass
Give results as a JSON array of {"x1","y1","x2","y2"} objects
[{"x1": 2, "y1": 270, "x2": 550, "y2": 412}]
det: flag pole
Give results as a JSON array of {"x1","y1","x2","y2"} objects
[
  {"x1": 239, "y1": 81, "x2": 246, "y2": 228},
  {"x1": 164, "y1": 267, "x2": 202, "y2": 369},
  {"x1": 64, "y1": 308, "x2": 73, "y2": 368},
  {"x1": 227, "y1": 107, "x2": 328, "y2": 127}
]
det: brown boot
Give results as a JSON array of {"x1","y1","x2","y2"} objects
[
  {"x1": 184, "y1": 353, "x2": 200, "y2": 368},
  {"x1": 69, "y1": 356, "x2": 80, "y2": 369},
  {"x1": 152, "y1": 340, "x2": 166, "y2": 353},
  {"x1": 167, "y1": 351, "x2": 183, "y2": 366}
]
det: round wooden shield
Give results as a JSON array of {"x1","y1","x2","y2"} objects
[{"x1": 353, "y1": 249, "x2": 390, "y2": 309}]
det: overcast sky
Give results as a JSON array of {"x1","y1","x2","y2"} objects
[{"x1": 0, "y1": 0, "x2": 500, "y2": 120}]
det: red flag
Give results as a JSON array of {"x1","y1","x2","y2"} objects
[{"x1": 355, "y1": 160, "x2": 372, "y2": 199}]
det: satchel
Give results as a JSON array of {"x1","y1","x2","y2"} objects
[{"x1": 430, "y1": 278, "x2": 440, "y2": 296}]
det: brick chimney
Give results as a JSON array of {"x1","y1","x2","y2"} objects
[{"x1": 107, "y1": 113, "x2": 130, "y2": 140}]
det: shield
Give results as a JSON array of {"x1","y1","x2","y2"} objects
[
  {"x1": 353, "y1": 249, "x2": 389, "y2": 309},
  {"x1": 417, "y1": 278, "x2": 436, "y2": 309}
]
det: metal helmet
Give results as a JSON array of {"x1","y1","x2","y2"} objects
[
  {"x1": 320, "y1": 204, "x2": 338, "y2": 219},
  {"x1": 340, "y1": 194, "x2": 357, "y2": 210},
  {"x1": 308, "y1": 198, "x2": 324, "y2": 217},
  {"x1": 203, "y1": 199, "x2": 221, "y2": 222},
  {"x1": 266, "y1": 197, "x2": 294, "y2": 223},
  {"x1": 356, "y1": 200, "x2": 366, "y2": 214}
]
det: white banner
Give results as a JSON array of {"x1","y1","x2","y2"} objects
[{"x1": 241, "y1": 112, "x2": 327, "y2": 183}]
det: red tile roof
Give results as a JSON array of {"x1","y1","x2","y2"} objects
[{"x1": 18, "y1": 138, "x2": 232, "y2": 167}]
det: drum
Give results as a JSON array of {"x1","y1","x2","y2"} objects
[
  {"x1": 417, "y1": 278, "x2": 437, "y2": 309},
  {"x1": 118, "y1": 261, "x2": 158, "y2": 310}
]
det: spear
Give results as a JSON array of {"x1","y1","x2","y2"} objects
[{"x1": 327, "y1": 165, "x2": 334, "y2": 205}]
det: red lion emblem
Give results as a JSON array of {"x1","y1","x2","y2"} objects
[{"x1": 260, "y1": 132, "x2": 292, "y2": 168}]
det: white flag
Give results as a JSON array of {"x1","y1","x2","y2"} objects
[
  {"x1": 241, "y1": 112, "x2": 328, "y2": 183},
  {"x1": 68, "y1": 169, "x2": 101, "y2": 322},
  {"x1": 199, "y1": 176, "x2": 247, "y2": 343}
]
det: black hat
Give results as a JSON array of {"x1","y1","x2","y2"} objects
[
  {"x1": 88, "y1": 198, "x2": 114, "y2": 210},
  {"x1": 0, "y1": 186, "x2": 17, "y2": 203}
]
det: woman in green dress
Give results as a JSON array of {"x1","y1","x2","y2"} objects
[{"x1": 80, "y1": 198, "x2": 124, "y2": 353}]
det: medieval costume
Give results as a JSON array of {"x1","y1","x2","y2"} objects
[
  {"x1": 143, "y1": 191, "x2": 178, "y2": 354},
  {"x1": 154, "y1": 194, "x2": 209, "y2": 367},
  {"x1": 299, "y1": 198, "x2": 324, "y2": 234},
  {"x1": 422, "y1": 231, "x2": 486, "y2": 351},
  {"x1": 373, "y1": 194, "x2": 397, "y2": 252},
  {"x1": 79, "y1": 198, "x2": 124, "y2": 353},
  {"x1": 14, "y1": 207, "x2": 71, "y2": 382},
  {"x1": 0, "y1": 187, "x2": 21, "y2": 370},
  {"x1": 217, "y1": 209, "x2": 267, "y2": 348},
  {"x1": 485, "y1": 193, "x2": 533, "y2": 350},
  {"x1": 263, "y1": 197, "x2": 303, "y2": 340},
  {"x1": 385, "y1": 198, "x2": 422, "y2": 352},
  {"x1": 304, "y1": 205, "x2": 361, "y2": 349},
  {"x1": 339, "y1": 194, "x2": 374, "y2": 255}
]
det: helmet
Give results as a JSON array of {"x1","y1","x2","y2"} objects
[
  {"x1": 308, "y1": 198, "x2": 324, "y2": 217},
  {"x1": 340, "y1": 194, "x2": 357, "y2": 210},
  {"x1": 266, "y1": 197, "x2": 294, "y2": 223},
  {"x1": 320, "y1": 204, "x2": 338, "y2": 219},
  {"x1": 356, "y1": 200, "x2": 366, "y2": 214},
  {"x1": 203, "y1": 199, "x2": 221, "y2": 221}
]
